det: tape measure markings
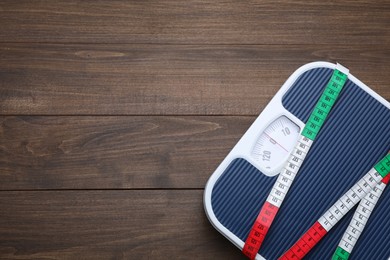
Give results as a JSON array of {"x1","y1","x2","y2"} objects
[
  {"x1": 242, "y1": 68, "x2": 348, "y2": 259},
  {"x1": 268, "y1": 136, "x2": 311, "y2": 207},
  {"x1": 302, "y1": 70, "x2": 347, "y2": 140},
  {"x1": 332, "y1": 174, "x2": 390, "y2": 260},
  {"x1": 375, "y1": 155, "x2": 390, "y2": 177},
  {"x1": 279, "y1": 154, "x2": 390, "y2": 260}
]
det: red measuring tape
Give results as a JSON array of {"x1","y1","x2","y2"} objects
[
  {"x1": 242, "y1": 202, "x2": 279, "y2": 259},
  {"x1": 242, "y1": 68, "x2": 349, "y2": 259},
  {"x1": 279, "y1": 159, "x2": 390, "y2": 260}
]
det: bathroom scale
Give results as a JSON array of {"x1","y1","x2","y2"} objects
[{"x1": 203, "y1": 61, "x2": 390, "y2": 260}]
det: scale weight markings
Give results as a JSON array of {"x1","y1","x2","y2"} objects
[{"x1": 203, "y1": 62, "x2": 390, "y2": 260}]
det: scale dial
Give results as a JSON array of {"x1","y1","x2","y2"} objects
[{"x1": 251, "y1": 116, "x2": 300, "y2": 174}]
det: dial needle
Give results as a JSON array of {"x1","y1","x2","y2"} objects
[{"x1": 264, "y1": 132, "x2": 289, "y2": 153}]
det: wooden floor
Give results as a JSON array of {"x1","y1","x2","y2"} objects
[{"x1": 0, "y1": 1, "x2": 389, "y2": 259}]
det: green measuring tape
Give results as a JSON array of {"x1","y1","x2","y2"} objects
[
  {"x1": 302, "y1": 70, "x2": 348, "y2": 140},
  {"x1": 332, "y1": 155, "x2": 390, "y2": 260},
  {"x1": 243, "y1": 67, "x2": 349, "y2": 259},
  {"x1": 375, "y1": 155, "x2": 390, "y2": 177},
  {"x1": 280, "y1": 154, "x2": 390, "y2": 260}
]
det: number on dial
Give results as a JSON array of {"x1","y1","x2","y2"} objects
[{"x1": 251, "y1": 116, "x2": 300, "y2": 174}]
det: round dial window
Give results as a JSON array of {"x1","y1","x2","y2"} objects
[{"x1": 251, "y1": 116, "x2": 300, "y2": 174}]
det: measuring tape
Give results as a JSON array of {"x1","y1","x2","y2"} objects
[
  {"x1": 279, "y1": 154, "x2": 390, "y2": 260},
  {"x1": 242, "y1": 67, "x2": 349, "y2": 259},
  {"x1": 333, "y1": 174, "x2": 390, "y2": 260}
]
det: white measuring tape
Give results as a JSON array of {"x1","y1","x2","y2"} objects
[
  {"x1": 333, "y1": 174, "x2": 389, "y2": 259},
  {"x1": 279, "y1": 155, "x2": 390, "y2": 260},
  {"x1": 243, "y1": 65, "x2": 349, "y2": 259}
]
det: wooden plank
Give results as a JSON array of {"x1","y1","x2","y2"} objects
[
  {"x1": 0, "y1": 190, "x2": 244, "y2": 259},
  {"x1": 0, "y1": 1, "x2": 389, "y2": 44},
  {"x1": 0, "y1": 44, "x2": 389, "y2": 115},
  {"x1": 0, "y1": 116, "x2": 252, "y2": 190}
]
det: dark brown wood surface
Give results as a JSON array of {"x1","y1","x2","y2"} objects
[
  {"x1": 0, "y1": 190, "x2": 243, "y2": 259},
  {"x1": 1, "y1": 44, "x2": 389, "y2": 115},
  {"x1": 1, "y1": 0, "x2": 389, "y2": 45},
  {"x1": 0, "y1": 116, "x2": 252, "y2": 190},
  {"x1": 0, "y1": 1, "x2": 389, "y2": 259}
]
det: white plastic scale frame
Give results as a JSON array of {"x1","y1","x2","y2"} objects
[{"x1": 203, "y1": 61, "x2": 390, "y2": 260}]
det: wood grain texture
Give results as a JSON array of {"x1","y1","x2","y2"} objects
[
  {"x1": 1, "y1": 44, "x2": 389, "y2": 115},
  {"x1": 1, "y1": 1, "x2": 390, "y2": 259},
  {"x1": 0, "y1": 190, "x2": 245, "y2": 259},
  {"x1": 0, "y1": 0, "x2": 389, "y2": 44},
  {"x1": 0, "y1": 116, "x2": 252, "y2": 190}
]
